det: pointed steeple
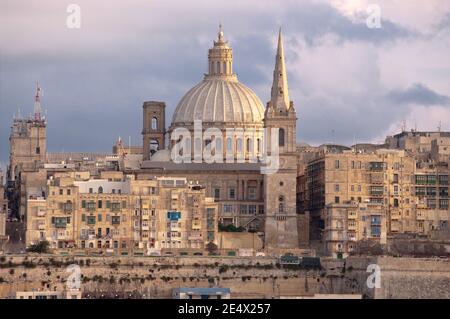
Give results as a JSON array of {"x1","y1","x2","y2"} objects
[{"x1": 270, "y1": 28, "x2": 290, "y2": 112}]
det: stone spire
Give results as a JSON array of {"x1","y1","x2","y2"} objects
[
  {"x1": 207, "y1": 24, "x2": 234, "y2": 78},
  {"x1": 270, "y1": 28, "x2": 291, "y2": 112},
  {"x1": 33, "y1": 81, "x2": 42, "y2": 121}
]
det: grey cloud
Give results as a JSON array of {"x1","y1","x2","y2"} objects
[
  {"x1": 387, "y1": 83, "x2": 450, "y2": 106},
  {"x1": 282, "y1": 3, "x2": 415, "y2": 47}
]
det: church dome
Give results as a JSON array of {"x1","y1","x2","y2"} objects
[
  {"x1": 172, "y1": 77, "x2": 264, "y2": 125},
  {"x1": 171, "y1": 26, "x2": 264, "y2": 127}
]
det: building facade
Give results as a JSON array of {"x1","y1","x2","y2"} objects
[{"x1": 25, "y1": 172, "x2": 219, "y2": 254}]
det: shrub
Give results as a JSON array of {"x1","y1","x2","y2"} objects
[
  {"x1": 26, "y1": 241, "x2": 50, "y2": 254},
  {"x1": 218, "y1": 265, "x2": 229, "y2": 274}
]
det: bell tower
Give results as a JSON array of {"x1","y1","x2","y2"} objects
[
  {"x1": 142, "y1": 101, "x2": 166, "y2": 160},
  {"x1": 263, "y1": 29, "x2": 299, "y2": 250}
]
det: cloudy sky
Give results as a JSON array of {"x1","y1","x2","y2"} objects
[{"x1": 1, "y1": 0, "x2": 450, "y2": 166}]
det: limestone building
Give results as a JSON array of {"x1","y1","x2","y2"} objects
[
  {"x1": 137, "y1": 27, "x2": 300, "y2": 251},
  {"x1": 25, "y1": 172, "x2": 219, "y2": 254},
  {"x1": 324, "y1": 202, "x2": 387, "y2": 258}
]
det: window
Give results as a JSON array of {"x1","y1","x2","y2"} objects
[
  {"x1": 98, "y1": 187, "x2": 103, "y2": 194},
  {"x1": 335, "y1": 184, "x2": 340, "y2": 192},
  {"x1": 223, "y1": 204, "x2": 233, "y2": 213},
  {"x1": 415, "y1": 175, "x2": 427, "y2": 185},
  {"x1": 228, "y1": 188, "x2": 236, "y2": 200},
  {"x1": 240, "y1": 204, "x2": 248, "y2": 214},
  {"x1": 279, "y1": 195, "x2": 285, "y2": 213},
  {"x1": 89, "y1": 188, "x2": 93, "y2": 194},
  {"x1": 351, "y1": 185, "x2": 354, "y2": 192},
  {"x1": 439, "y1": 199, "x2": 449, "y2": 209},
  {"x1": 246, "y1": 138, "x2": 252, "y2": 152},
  {"x1": 248, "y1": 187, "x2": 257, "y2": 200},
  {"x1": 279, "y1": 128, "x2": 285, "y2": 146},
  {"x1": 393, "y1": 174, "x2": 399, "y2": 183},
  {"x1": 98, "y1": 213, "x2": 102, "y2": 222},
  {"x1": 369, "y1": 162, "x2": 385, "y2": 171},
  {"x1": 428, "y1": 199, "x2": 437, "y2": 209},
  {"x1": 439, "y1": 175, "x2": 448, "y2": 185},
  {"x1": 335, "y1": 196, "x2": 340, "y2": 204},
  {"x1": 358, "y1": 185, "x2": 362, "y2": 192},
  {"x1": 98, "y1": 200, "x2": 102, "y2": 209},
  {"x1": 214, "y1": 188, "x2": 220, "y2": 200},
  {"x1": 335, "y1": 160, "x2": 340, "y2": 169},
  {"x1": 236, "y1": 138, "x2": 243, "y2": 152},
  {"x1": 59, "y1": 189, "x2": 63, "y2": 195},
  {"x1": 151, "y1": 117, "x2": 158, "y2": 130},
  {"x1": 394, "y1": 198, "x2": 399, "y2": 207},
  {"x1": 248, "y1": 205, "x2": 257, "y2": 214},
  {"x1": 258, "y1": 205, "x2": 264, "y2": 215}
]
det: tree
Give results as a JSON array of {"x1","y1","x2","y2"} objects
[
  {"x1": 206, "y1": 242, "x2": 218, "y2": 255},
  {"x1": 27, "y1": 240, "x2": 50, "y2": 254}
]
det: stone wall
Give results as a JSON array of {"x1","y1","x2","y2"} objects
[{"x1": 0, "y1": 255, "x2": 449, "y2": 299}]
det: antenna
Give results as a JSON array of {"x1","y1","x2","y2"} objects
[
  {"x1": 438, "y1": 121, "x2": 442, "y2": 132},
  {"x1": 129, "y1": 136, "x2": 131, "y2": 154},
  {"x1": 401, "y1": 119, "x2": 406, "y2": 132}
]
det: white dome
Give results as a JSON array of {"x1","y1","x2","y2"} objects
[{"x1": 171, "y1": 77, "x2": 265, "y2": 126}]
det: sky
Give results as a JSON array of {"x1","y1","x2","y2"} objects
[{"x1": 1, "y1": 0, "x2": 450, "y2": 167}]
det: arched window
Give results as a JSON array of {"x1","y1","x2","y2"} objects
[
  {"x1": 223, "y1": 62, "x2": 227, "y2": 74},
  {"x1": 279, "y1": 195, "x2": 285, "y2": 213},
  {"x1": 216, "y1": 61, "x2": 220, "y2": 74},
  {"x1": 151, "y1": 117, "x2": 158, "y2": 130},
  {"x1": 279, "y1": 128, "x2": 285, "y2": 147},
  {"x1": 246, "y1": 138, "x2": 252, "y2": 152},
  {"x1": 257, "y1": 138, "x2": 261, "y2": 153},
  {"x1": 236, "y1": 138, "x2": 243, "y2": 152},
  {"x1": 98, "y1": 186, "x2": 103, "y2": 194}
]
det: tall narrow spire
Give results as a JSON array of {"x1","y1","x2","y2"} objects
[
  {"x1": 33, "y1": 81, "x2": 42, "y2": 121},
  {"x1": 270, "y1": 28, "x2": 290, "y2": 112}
]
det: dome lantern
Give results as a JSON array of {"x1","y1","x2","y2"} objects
[{"x1": 207, "y1": 24, "x2": 234, "y2": 77}]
